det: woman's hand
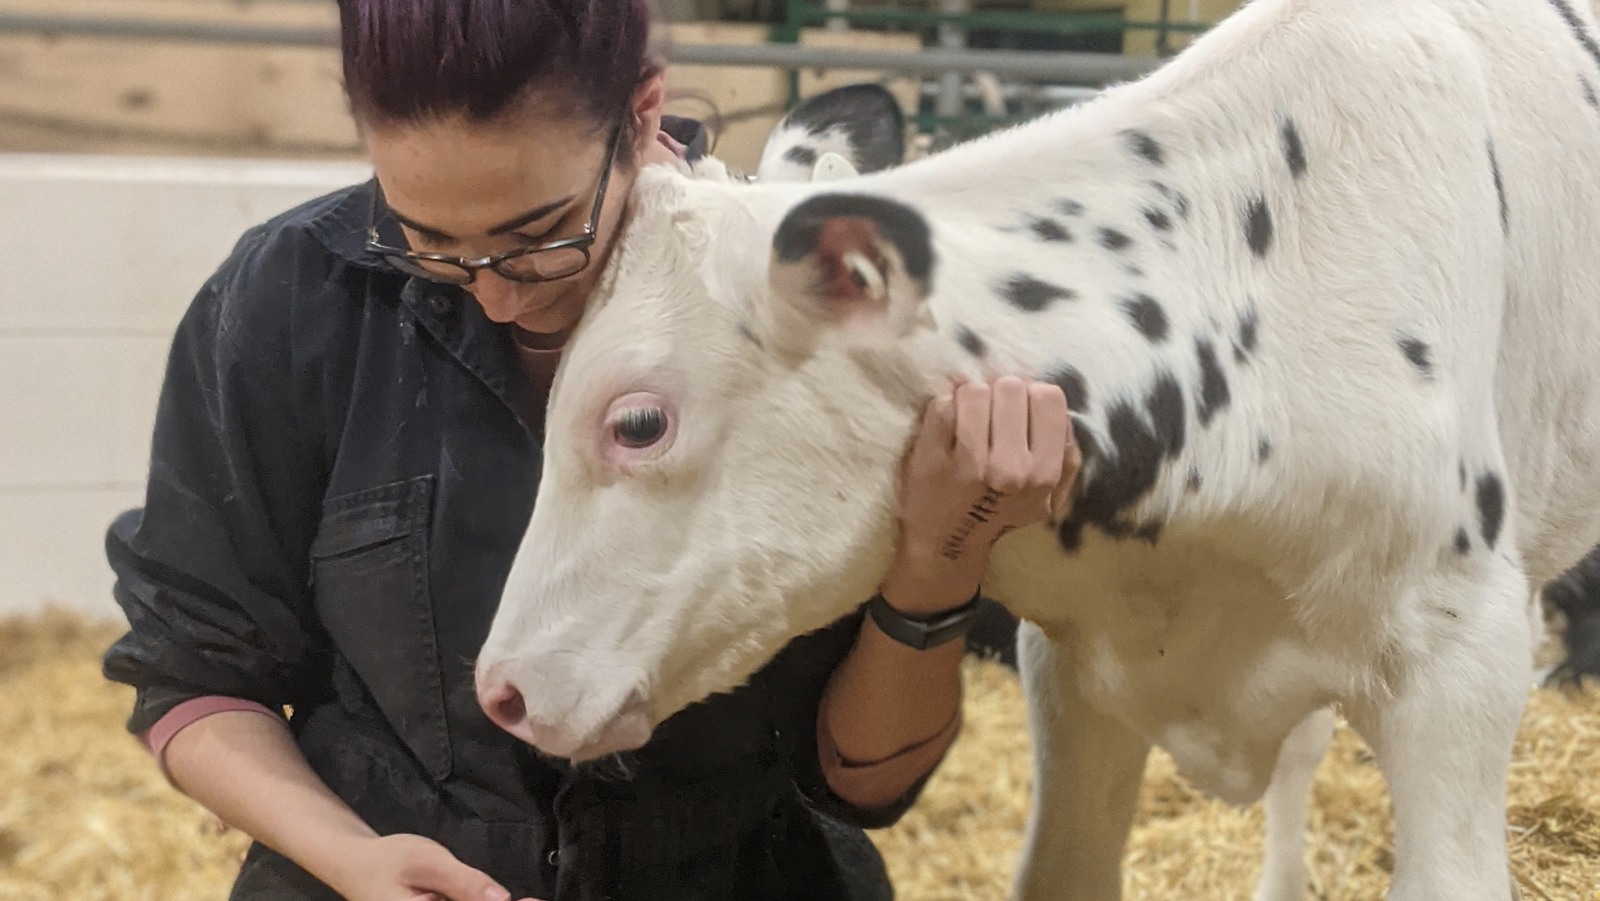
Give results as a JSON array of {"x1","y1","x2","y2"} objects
[
  {"x1": 335, "y1": 833, "x2": 541, "y2": 901},
  {"x1": 880, "y1": 376, "x2": 1081, "y2": 615}
]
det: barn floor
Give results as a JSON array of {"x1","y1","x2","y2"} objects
[{"x1": 3, "y1": 608, "x2": 1597, "y2": 901}]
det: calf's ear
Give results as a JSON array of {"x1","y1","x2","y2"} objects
[
  {"x1": 755, "y1": 83, "x2": 906, "y2": 183},
  {"x1": 765, "y1": 192, "x2": 935, "y2": 354}
]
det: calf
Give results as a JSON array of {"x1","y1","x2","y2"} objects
[
  {"x1": 478, "y1": 0, "x2": 1600, "y2": 898},
  {"x1": 1545, "y1": 544, "x2": 1600, "y2": 685}
]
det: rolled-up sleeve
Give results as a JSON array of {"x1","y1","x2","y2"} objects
[
  {"x1": 102, "y1": 225, "x2": 332, "y2": 737},
  {"x1": 777, "y1": 609, "x2": 949, "y2": 830}
]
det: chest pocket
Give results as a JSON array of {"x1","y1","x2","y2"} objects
[{"x1": 309, "y1": 475, "x2": 452, "y2": 781}]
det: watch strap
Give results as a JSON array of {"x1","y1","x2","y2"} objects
[{"x1": 866, "y1": 589, "x2": 982, "y2": 651}]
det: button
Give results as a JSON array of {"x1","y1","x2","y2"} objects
[
  {"x1": 547, "y1": 849, "x2": 560, "y2": 867},
  {"x1": 429, "y1": 294, "x2": 454, "y2": 315}
]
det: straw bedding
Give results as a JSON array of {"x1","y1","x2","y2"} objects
[{"x1": 3, "y1": 607, "x2": 1597, "y2": 900}]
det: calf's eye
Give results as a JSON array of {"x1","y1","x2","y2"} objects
[{"x1": 615, "y1": 407, "x2": 668, "y2": 448}]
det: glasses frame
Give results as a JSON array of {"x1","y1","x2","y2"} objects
[{"x1": 364, "y1": 120, "x2": 623, "y2": 286}]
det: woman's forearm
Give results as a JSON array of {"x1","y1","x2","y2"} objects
[
  {"x1": 819, "y1": 561, "x2": 974, "y2": 806},
  {"x1": 162, "y1": 710, "x2": 378, "y2": 896}
]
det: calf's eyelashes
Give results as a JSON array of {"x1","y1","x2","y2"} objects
[{"x1": 601, "y1": 391, "x2": 677, "y2": 470}]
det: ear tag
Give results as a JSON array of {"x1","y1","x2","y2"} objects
[
  {"x1": 811, "y1": 151, "x2": 860, "y2": 182},
  {"x1": 842, "y1": 251, "x2": 886, "y2": 299}
]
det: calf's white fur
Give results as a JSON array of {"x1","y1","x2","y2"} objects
[{"x1": 477, "y1": 1, "x2": 1600, "y2": 897}]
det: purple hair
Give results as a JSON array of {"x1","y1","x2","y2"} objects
[{"x1": 338, "y1": 0, "x2": 657, "y2": 134}]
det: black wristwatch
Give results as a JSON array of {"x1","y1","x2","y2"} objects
[{"x1": 866, "y1": 589, "x2": 982, "y2": 651}]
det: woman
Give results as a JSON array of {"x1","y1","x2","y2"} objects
[{"x1": 101, "y1": 2, "x2": 1078, "y2": 899}]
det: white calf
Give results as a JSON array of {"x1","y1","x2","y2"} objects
[{"x1": 478, "y1": 1, "x2": 1600, "y2": 898}]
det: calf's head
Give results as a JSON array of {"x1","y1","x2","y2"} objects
[{"x1": 474, "y1": 87, "x2": 956, "y2": 761}]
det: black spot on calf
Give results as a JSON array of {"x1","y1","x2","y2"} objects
[
  {"x1": 1100, "y1": 228, "x2": 1133, "y2": 251},
  {"x1": 1454, "y1": 528, "x2": 1471, "y2": 555},
  {"x1": 1028, "y1": 217, "x2": 1073, "y2": 242},
  {"x1": 1058, "y1": 373, "x2": 1187, "y2": 552},
  {"x1": 773, "y1": 193, "x2": 934, "y2": 283},
  {"x1": 1257, "y1": 436, "x2": 1273, "y2": 463},
  {"x1": 1003, "y1": 274, "x2": 1076, "y2": 312},
  {"x1": 1057, "y1": 199, "x2": 1086, "y2": 217},
  {"x1": 1143, "y1": 207, "x2": 1173, "y2": 232},
  {"x1": 1185, "y1": 467, "x2": 1202, "y2": 493},
  {"x1": 1280, "y1": 118, "x2": 1308, "y2": 179},
  {"x1": 1476, "y1": 472, "x2": 1505, "y2": 549},
  {"x1": 1195, "y1": 338, "x2": 1231, "y2": 426},
  {"x1": 1488, "y1": 139, "x2": 1508, "y2": 234},
  {"x1": 1234, "y1": 304, "x2": 1260, "y2": 363},
  {"x1": 1544, "y1": 0, "x2": 1600, "y2": 73},
  {"x1": 1124, "y1": 294, "x2": 1170, "y2": 342},
  {"x1": 1398, "y1": 335, "x2": 1433, "y2": 377},
  {"x1": 1244, "y1": 196, "x2": 1273, "y2": 258},
  {"x1": 1125, "y1": 129, "x2": 1165, "y2": 166},
  {"x1": 1044, "y1": 365, "x2": 1091, "y2": 414},
  {"x1": 1153, "y1": 182, "x2": 1191, "y2": 220},
  {"x1": 784, "y1": 144, "x2": 819, "y2": 168},
  {"x1": 956, "y1": 325, "x2": 987, "y2": 359},
  {"x1": 1584, "y1": 75, "x2": 1600, "y2": 111}
]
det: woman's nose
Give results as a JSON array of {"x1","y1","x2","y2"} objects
[{"x1": 469, "y1": 271, "x2": 526, "y2": 323}]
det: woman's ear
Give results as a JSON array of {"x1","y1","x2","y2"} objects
[{"x1": 631, "y1": 72, "x2": 668, "y2": 161}]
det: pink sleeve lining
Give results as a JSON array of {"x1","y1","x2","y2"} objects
[
  {"x1": 815, "y1": 694, "x2": 963, "y2": 811},
  {"x1": 141, "y1": 696, "x2": 283, "y2": 781}
]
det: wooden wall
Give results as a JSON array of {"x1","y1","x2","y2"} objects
[{"x1": 0, "y1": 1, "x2": 918, "y2": 171}]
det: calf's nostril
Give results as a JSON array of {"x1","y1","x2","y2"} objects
[{"x1": 480, "y1": 681, "x2": 528, "y2": 730}]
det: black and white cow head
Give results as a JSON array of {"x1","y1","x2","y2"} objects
[
  {"x1": 755, "y1": 82, "x2": 907, "y2": 182},
  {"x1": 473, "y1": 85, "x2": 947, "y2": 760}
]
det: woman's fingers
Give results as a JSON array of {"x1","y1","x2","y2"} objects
[
  {"x1": 1026, "y1": 381, "x2": 1071, "y2": 488},
  {"x1": 982, "y1": 377, "x2": 1033, "y2": 494},
  {"x1": 952, "y1": 380, "x2": 993, "y2": 478}
]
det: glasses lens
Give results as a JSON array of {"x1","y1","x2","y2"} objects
[
  {"x1": 499, "y1": 247, "x2": 590, "y2": 282},
  {"x1": 387, "y1": 255, "x2": 473, "y2": 285}
]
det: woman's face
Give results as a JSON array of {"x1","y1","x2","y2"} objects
[{"x1": 364, "y1": 86, "x2": 663, "y2": 341}]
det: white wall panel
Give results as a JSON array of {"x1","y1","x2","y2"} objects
[
  {"x1": 0, "y1": 153, "x2": 371, "y2": 333},
  {"x1": 0, "y1": 153, "x2": 370, "y2": 620},
  {"x1": 0, "y1": 486, "x2": 146, "y2": 620}
]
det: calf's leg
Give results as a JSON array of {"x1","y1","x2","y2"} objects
[
  {"x1": 1345, "y1": 563, "x2": 1531, "y2": 901},
  {"x1": 1013, "y1": 621, "x2": 1150, "y2": 901},
  {"x1": 1252, "y1": 706, "x2": 1334, "y2": 901}
]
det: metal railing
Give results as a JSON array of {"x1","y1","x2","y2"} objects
[
  {"x1": 0, "y1": 7, "x2": 1195, "y2": 149},
  {"x1": 0, "y1": 10, "x2": 1165, "y2": 83}
]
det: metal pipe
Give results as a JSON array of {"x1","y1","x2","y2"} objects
[
  {"x1": 0, "y1": 12, "x2": 336, "y2": 46},
  {"x1": 1157, "y1": 0, "x2": 1174, "y2": 56},
  {"x1": 668, "y1": 43, "x2": 1160, "y2": 82},
  {"x1": 823, "y1": 0, "x2": 850, "y2": 32},
  {"x1": 0, "y1": 12, "x2": 1162, "y2": 83},
  {"x1": 936, "y1": 0, "x2": 969, "y2": 118}
]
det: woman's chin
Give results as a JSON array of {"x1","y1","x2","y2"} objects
[{"x1": 513, "y1": 306, "x2": 580, "y2": 345}]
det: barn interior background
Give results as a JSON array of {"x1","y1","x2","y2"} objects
[{"x1": 1, "y1": 1, "x2": 1596, "y2": 899}]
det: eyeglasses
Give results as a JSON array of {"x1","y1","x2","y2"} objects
[{"x1": 364, "y1": 121, "x2": 623, "y2": 286}]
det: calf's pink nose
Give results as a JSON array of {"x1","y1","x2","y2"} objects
[{"x1": 478, "y1": 678, "x2": 528, "y2": 734}]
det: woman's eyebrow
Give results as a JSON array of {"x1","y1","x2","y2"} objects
[
  {"x1": 487, "y1": 195, "x2": 577, "y2": 236},
  {"x1": 389, "y1": 195, "x2": 577, "y2": 242}
]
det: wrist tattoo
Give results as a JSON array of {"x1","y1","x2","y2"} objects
[{"x1": 940, "y1": 488, "x2": 1006, "y2": 561}]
